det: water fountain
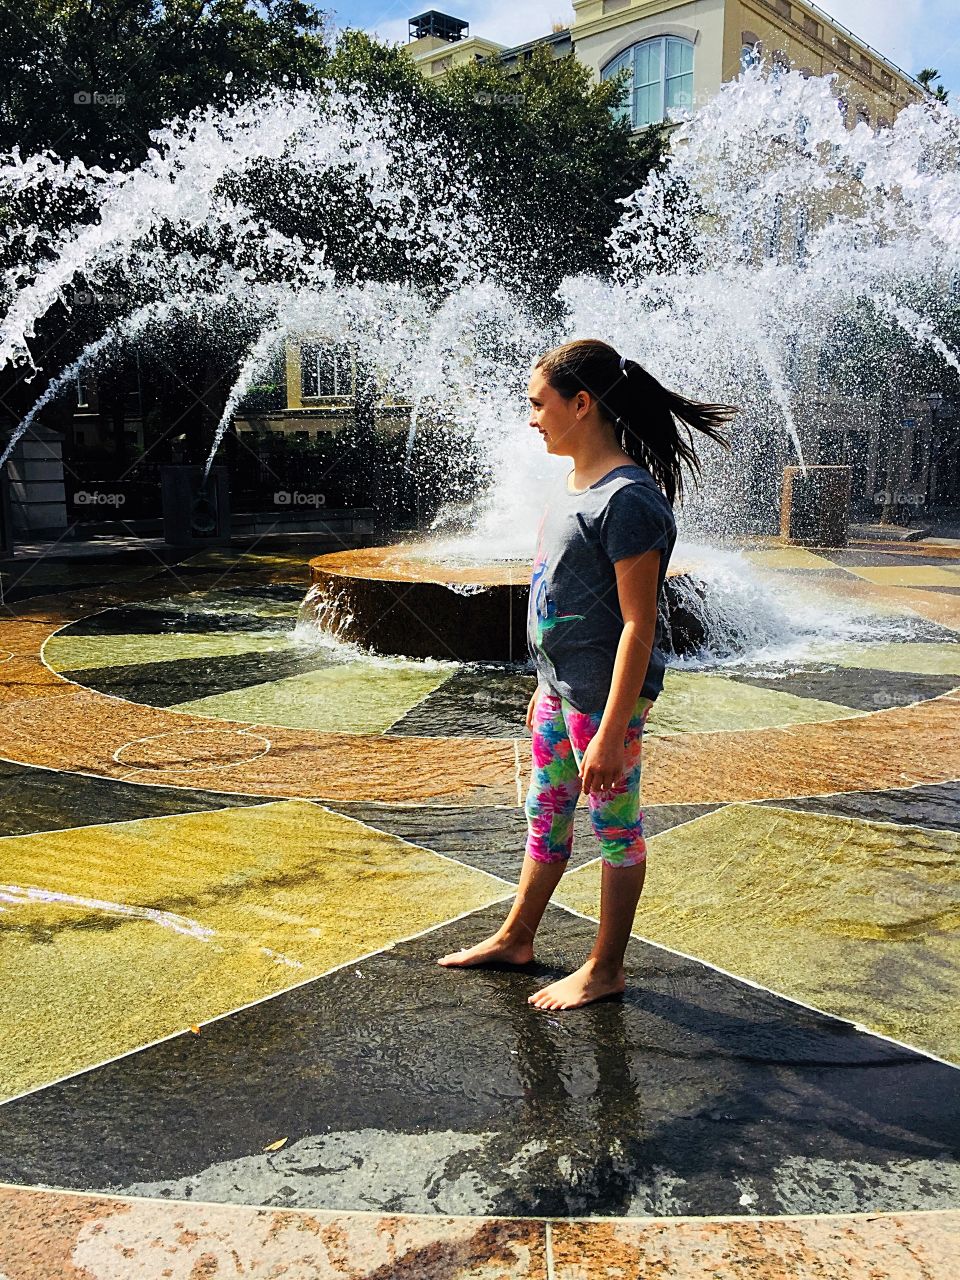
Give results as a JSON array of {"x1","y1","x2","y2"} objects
[{"x1": 1, "y1": 62, "x2": 958, "y2": 673}]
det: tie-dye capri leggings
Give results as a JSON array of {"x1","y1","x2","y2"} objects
[{"x1": 525, "y1": 687, "x2": 654, "y2": 869}]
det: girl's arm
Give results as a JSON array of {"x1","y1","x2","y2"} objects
[{"x1": 578, "y1": 548, "x2": 661, "y2": 795}]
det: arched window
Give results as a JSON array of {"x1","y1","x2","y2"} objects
[
  {"x1": 602, "y1": 36, "x2": 694, "y2": 129},
  {"x1": 740, "y1": 42, "x2": 761, "y2": 72}
]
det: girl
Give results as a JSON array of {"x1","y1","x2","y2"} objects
[{"x1": 438, "y1": 338, "x2": 737, "y2": 1010}]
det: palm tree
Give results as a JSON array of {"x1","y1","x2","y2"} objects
[{"x1": 917, "y1": 67, "x2": 950, "y2": 103}]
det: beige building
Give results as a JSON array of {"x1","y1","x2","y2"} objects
[{"x1": 405, "y1": 1, "x2": 926, "y2": 129}]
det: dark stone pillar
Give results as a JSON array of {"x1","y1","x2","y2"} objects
[
  {"x1": 160, "y1": 465, "x2": 231, "y2": 547},
  {"x1": 780, "y1": 465, "x2": 851, "y2": 547},
  {"x1": 0, "y1": 467, "x2": 14, "y2": 556}
]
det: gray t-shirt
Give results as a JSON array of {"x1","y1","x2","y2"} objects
[{"x1": 526, "y1": 463, "x2": 677, "y2": 713}]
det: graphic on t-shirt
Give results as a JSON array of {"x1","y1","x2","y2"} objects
[{"x1": 530, "y1": 509, "x2": 585, "y2": 648}]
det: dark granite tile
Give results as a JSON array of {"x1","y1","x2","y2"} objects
[
  {"x1": 386, "y1": 666, "x2": 535, "y2": 737},
  {"x1": 2, "y1": 904, "x2": 959, "y2": 1217},
  {"x1": 0, "y1": 759, "x2": 273, "y2": 837},
  {"x1": 727, "y1": 668, "x2": 960, "y2": 712},
  {"x1": 847, "y1": 618, "x2": 959, "y2": 645},
  {"x1": 756, "y1": 782, "x2": 960, "y2": 834},
  {"x1": 320, "y1": 802, "x2": 723, "y2": 882},
  {"x1": 919, "y1": 586, "x2": 960, "y2": 595},
  {"x1": 322, "y1": 802, "x2": 594, "y2": 877},
  {"x1": 221, "y1": 584, "x2": 308, "y2": 605},
  {"x1": 57, "y1": 593, "x2": 300, "y2": 638},
  {"x1": 640, "y1": 802, "x2": 727, "y2": 836},
  {"x1": 60, "y1": 648, "x2": 337, "y2": 707}
]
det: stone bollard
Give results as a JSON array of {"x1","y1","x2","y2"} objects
[
  {"x1": 780, "y1": 465, "x2": 851, "y2": 548},
  {"x1": 160, "y1": 465, "x2": 231, "y2": 547},
  {"x1": 0, "y1": 467, "x2": 14, "y2": 556},
  {"x1": 4, "y1": 424, "x2": 69, "y2": 539}
]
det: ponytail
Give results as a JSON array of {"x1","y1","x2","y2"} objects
[{"x1": 534, "y1": 338, "x2": 737, "y2": 506}]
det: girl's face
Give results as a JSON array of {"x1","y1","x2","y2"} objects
[{"x1": 527, "y1": 368, "x2": 583, "y2": 456}]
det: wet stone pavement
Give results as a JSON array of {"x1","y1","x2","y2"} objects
[{"x1": 1, "y1": 536, "x2": 959, "y2": 1278}]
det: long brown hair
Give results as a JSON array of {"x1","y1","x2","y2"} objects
[{"x1": 534, "y1": 338, "x2": 737, "y2": 506}]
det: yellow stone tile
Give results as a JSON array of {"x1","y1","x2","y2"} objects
[
  {"x1": 557, "y1": 803, "x2": 960, "y2": 1062},
  {"x1": 844, "y1": 565, "x2": 960, "y2": 587},
  {"x1": 44, "y1": 631, "x2": 293, "y2": 672},
  {"x1": 171, "y1": 664, "x2": 451, "y2": 733},
  {"x1": 0, "y1": 801, "x2": 512, "y2": 1100},
  {"x1": 826, "y1": 641, "x2": 960, "y2": 676},
  {"x1": 740, "y1": 547, "x2": 841, "y2": 571},
  {"x1": 646, "y1": 670, "x2": 863, "y2": 737}
]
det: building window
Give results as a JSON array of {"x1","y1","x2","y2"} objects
[
  {"x1": 740, "y1": 42, "x2": 762, "y2": 72},
  {"x1": 860, "y1": 56, "x2": 872, "y2": 76},
  {"x1": 431, "y1": 55, "x2": 452, "y2": 75},
  {"x1": 772, "y1": 0, "x2": 791, "y2": 17},
  {"x1": 764, "y1": 194, "x2": 784, "y2": 260},
  {"x1": 795, "y1": 206, "x2": 808, "y2": 265},
  {"x1": 836, "y1": 38, "x2": 851, "y2": 61},
  {"x1": 601, "y1": 36, "x2": 694, "y2": 129},
  {"x1": 75, "y1": 373, "x2": 90, "y2": 408},
  {"x1": 880, "y1": 69, "x2": 892, "y2": 88},
  {"x1": 772, "y1": 49, "x2": 791, "y2": 74},
  {"x1": 803, "y1": 15, "x2": 821, "y2": 39},
  {"x1": 855, "y1": 104, "x2": 871, "y2": 127},
  {"x1": 836, "y1": 94, "x2": 848, "y2": 124},
  {"x1": 301, "y1": 341, "x2": 353, "y2": 398}
]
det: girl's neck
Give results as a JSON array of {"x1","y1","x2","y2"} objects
[{"x1": 567, "y1": 448, "x2": 635, "y2": 491}]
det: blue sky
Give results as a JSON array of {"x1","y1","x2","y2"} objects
[{"x1": 322, "y1": 0, "x2": 960, "y2": 95}]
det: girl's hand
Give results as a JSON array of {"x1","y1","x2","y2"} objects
[
  {"x1": 525, "y1": 687, "x2": 541, "y2": 733},
  {"x1": 579, "y1": 731, "x2": 625, "y2": 795}
]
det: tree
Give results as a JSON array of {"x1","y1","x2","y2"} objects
[
  {"x1": 0, "y1": 0, "x2": 333, "y2": 168},
  {"x1": 438, "y1": 40, "x2": 671, "y2": 303},
  {"x1": 917, "y1": 66, "x2": 950, "y2": 104}
]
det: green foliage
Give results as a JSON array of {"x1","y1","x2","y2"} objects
[
  {"x1": 0, "y1": 0, "x2": 332, "y2": 166},
  {"x1": 916, "y1": 66, "x2": 950, "y2": 103},
  {"x1": 439, "y1": 41, "x2": 671, "y2": 295}
]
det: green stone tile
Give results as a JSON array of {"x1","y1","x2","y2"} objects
[
  {"x1": 44, "y1": 631, "x2": 294, "y2": 673},
  {"x1": 646, "y1": 670, "x2": 863, "y2": 737},
  {"x1": 556, "y1": 803, "x2": 960, "y2": 1063},
  {"x1": 826, "y1": 642, "x2": 960, "y2": 676},
  {"x1": 169, "y1": 663, "x2": 454, "y2": 733}
]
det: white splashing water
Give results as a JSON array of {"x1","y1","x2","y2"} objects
[{"x1": 2, "y1": 66, "x2": 958, "y2": 663}]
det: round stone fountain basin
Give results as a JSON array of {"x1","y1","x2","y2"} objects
[{"x1": 308, "y1": 543, "x2": 706, "y2": 662}]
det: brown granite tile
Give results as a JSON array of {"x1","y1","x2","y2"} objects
[
  {"x1": 0, "y1": 1187, "x2": 547, "y2": 1279},
  {"x1": 551, "y1": 1213, "x2": 960, "y2": 1279}
]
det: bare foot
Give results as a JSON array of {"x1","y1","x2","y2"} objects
[
  {"x1": 437, "y1": 932, "x2": 534, "y2": 967},
  {"x1": 528, "y1": 959, "x2": 625, "y2": 1010}
]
